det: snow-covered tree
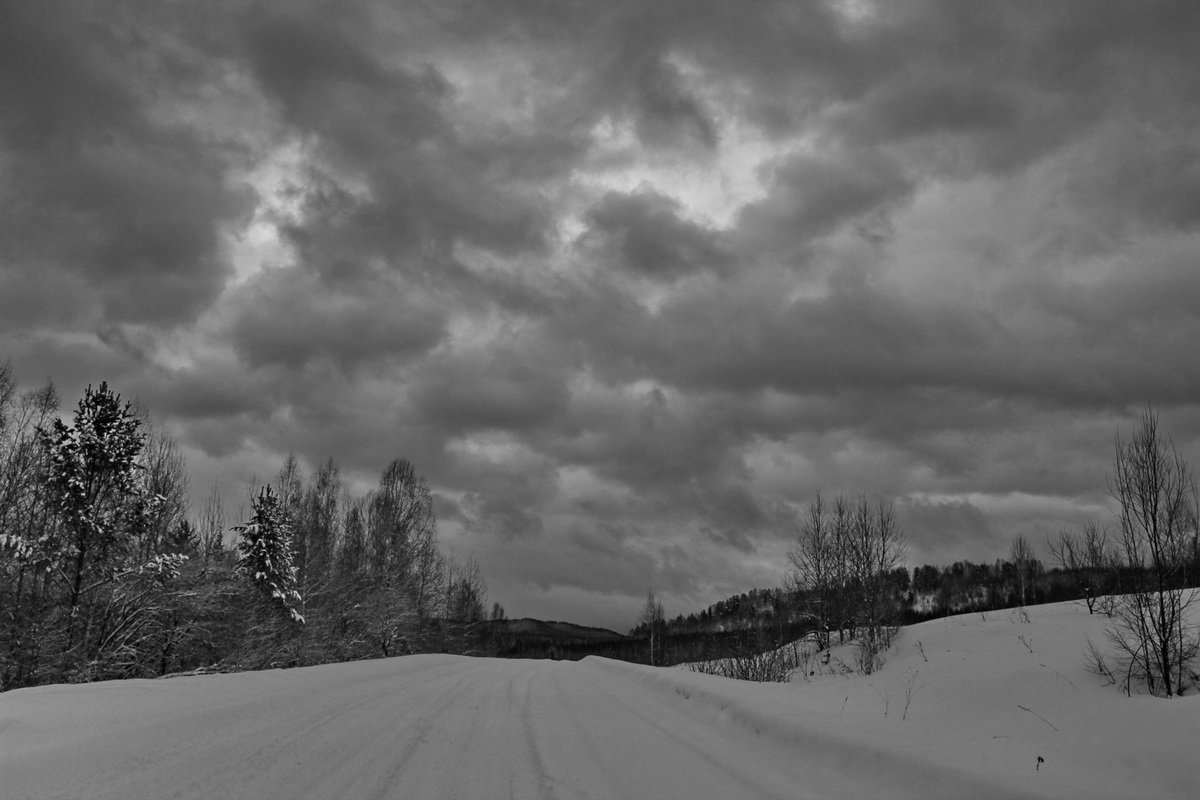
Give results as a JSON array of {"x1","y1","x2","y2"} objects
[
  {"x1": 39, "y1": 382, "x2": 156, "y2": 658},
  {"x1": 235, "y1": 486, "x2": 304, "y2": 625}
]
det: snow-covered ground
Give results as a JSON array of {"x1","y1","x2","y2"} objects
[{"x1": 2, "y1": 601, "x2": 1196, "y2": 799}]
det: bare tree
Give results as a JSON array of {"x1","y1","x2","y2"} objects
[
  {"x1": 0, "y1": 373, "x2": 60, "y2": 687},
  {"x1": 639, "y1": 588, "x2": 665, "y2": 665},
  {"x1": 848, "y1": 497, "x2": 905, "y2": 673},
  {"x1": 0, "y1": 379, "x2": 58, "y2": 557},
  {"x1": 298, "y1": 458, "x2": 341, "y2": 593},
  {"x1": 1010, "y1": 535, "x2": 1034, "y2": 607},
  {"x1": 791, "y1": 494, "x2": 904, "y2": 673},
  {"x1": 442, "y1": 557, "x2": 489, "y2": 653},
  {"x1": 197, "y1": 484, "x2": 227, "y2": 571},
  {"x1": 1048, "y1": 522, "x2": 1117, "y2": 615},
  {"x1": 146, "y1": 423, "x2": 191, "y2": 557},
  {"x1": 789, "y1": 493, "x2": 834, "y2": 648},
  {"x1": 336, "y1": 494, "x2": 367, "y2": 580},
  {"x1": 1107, "y1": 408, "x2": 1199, "y2": 697},
  {"x1": 830, "y1": 496, "x2": 853, "y2": 644},
  {"x1": 354, "y1": 460, "x2": 443, "y2": 656},
  {"x1": 446, "y1": 557, "x2": 488, "y2": 623}
]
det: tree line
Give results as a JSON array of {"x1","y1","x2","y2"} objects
[
  {"x1": 634, "y1": 409, "x2": 1199, "y2": 695},
  {"x1": 784, "y1": 408, "x2": 1200, "y2": 696},
  {"x1": 0, "y1": 365, "x2": 491, "y2": 691},
  {"x1": 944, "y1": 411, "x2": 1200, "y2": 698}
]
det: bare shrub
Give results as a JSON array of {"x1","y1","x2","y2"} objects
[
  {"x1": 902, "y1": 668, "x2": 924, "y2": 720},
  {"x1": 873, "y1": 683, "x2": 891, "y2": 718},
  {"x1": 686, "y1": 641, "x2": 810, "y2": 683},
  {"x1": 1085, "y1": 636, "x2": 1116, "y2": 686}
]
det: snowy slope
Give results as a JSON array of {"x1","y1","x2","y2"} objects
[{"x1": 1, "y1": 601, "x2": 1196, "y2": 799}]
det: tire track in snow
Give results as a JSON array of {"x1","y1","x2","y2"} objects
[
  {"x1": 163, "y1": 660, "x2": 479, "y2": 800},
  {"x1": 355, "y1": 664, "x2": 485, "y2": 800},
  {"x1": 514, "y1": 666, "x2": 558, "y2": 800}
]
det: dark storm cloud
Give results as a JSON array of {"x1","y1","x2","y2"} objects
[
  {"x1": 457, "y1": 488, "x2": 548, "y2": 542},
  {"x1": 0, "y1": 2, "x2": 249, "y2": 329},
  {"x1": 146, "y1": 366, "x2": 269, "y2": 422},
  {"x1": 237, "y1": 4, "x2": 556, "y2": 268},
  {"x1": 411, "y1": 344, "x2": 571, "y2": 435},
  {"x1": 897, "y1": 496, "x2": 997, "y2": 566},
  {"x1": 625, "y1": 57, "x2": 719, "y2": 152},
  {"x1": 560, "y1": 256, "x2": 1200, "y2": 418},
  {"x1": 241, "y1": 4, "x2": 451, "y2": 157},
  {"x1": 547, "y1": 382, "x2": 744, "y2": 494},
  {"x1": 6, "y1": 0, "x2": 1200, "y2": 629},
  {"x1": 579, "y1": 189, "x2": 733, "y2": 280},
  {"x1": 738, "y1": 147, "x2": 913, "y2": 252},
  {"x1": 229, "y1": 267, "x2": 447, "y2": 370}
]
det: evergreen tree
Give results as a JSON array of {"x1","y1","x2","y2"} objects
[
  {"x1": 235, "y1": 486, "x2": 304, "y2": 625},
  {"x1": 38, "y1": 382, "x2": 156, "y2": 666}
]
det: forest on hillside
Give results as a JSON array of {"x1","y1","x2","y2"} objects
[{"x1": 0, "y1": 366, "x2": 493, "y2": 691}]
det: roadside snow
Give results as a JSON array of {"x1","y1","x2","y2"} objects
[{"x1": 2, "y1": 601, "x2": 1196, "y2": 799}]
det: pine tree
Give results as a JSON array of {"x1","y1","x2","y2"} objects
[
  {"x1": 235, "y1": 486, "x2": 304, "y2": 625},
  {"x1": 39, "y1": 382, "x2": 156, "y2": 665}
]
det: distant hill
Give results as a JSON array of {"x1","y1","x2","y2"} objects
[
  {"x1": 487, "y1": 618, "x2": 639, "y2": 661},
  {"x1": 491, "y1": 618, "x2": 627, "y2": 641},
  {"x1": 488, "y1": 614, "x2": 817, "y2": 666}
]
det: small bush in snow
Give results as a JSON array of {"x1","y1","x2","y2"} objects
[{"x1": 686, "y1": 641, "x2": 809, "y2": 683}]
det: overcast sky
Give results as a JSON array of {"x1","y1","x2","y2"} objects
[{"x1": 3, "y1": 0, "x2": 1200, "y2": 631}]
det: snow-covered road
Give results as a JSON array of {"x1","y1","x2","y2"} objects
[{"x1": 2, "y1": 654, "x2": 1024, "y2": 800}]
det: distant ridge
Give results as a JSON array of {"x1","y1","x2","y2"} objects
[{"x1": 490, "y1": 618, "x2": 627, "y2": 641}]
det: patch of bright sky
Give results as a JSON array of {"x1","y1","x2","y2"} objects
[
  {"x1": 156, "y1": 138, "x2": 302, "y2": 375},
  {"x1": 556, "y1": 464, "x2": 637, "y2": 509},
  {"x1": 438, "y1": 302, "x2": 541, "y2": 357},
  {"x1": 447, "y1": 430, "x2": 542, "y2": 468},
  {"x1": 436, "y1": 46, "x2": 572, "y2": 137},
  {"x1": 109, "y1": 324, "x2": 200, "y2": 373},
  {"x1": 742, "y1": 441, "x2": 819, "y2": 502},
  {"x1": 575, "y1": 109, "x2": 779, "y2": 231},
  {"x1": 826, "y1": 0, "x2": 877, "y2": 25},
  {"x1": 908, "y1": 490, "x2": 1109, "y2": 519},
  {"x1": 222, "y1": 138, "x2": 314, "y2": 288}
]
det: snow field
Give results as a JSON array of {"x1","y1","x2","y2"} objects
[
  {"x1": 668, "y1": 601, "x2": 1199, "y2": 798},
  {"x1": 1, "y1": 600, "x2": 1196, "y2": 799}
]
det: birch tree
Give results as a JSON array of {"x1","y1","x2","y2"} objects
[
  {"x1": 640, "y1": 588, "x2": 665, "y2": 666},
  {"x1": 1107, "y1": 409, "x2": 1198, "y2": 697}
]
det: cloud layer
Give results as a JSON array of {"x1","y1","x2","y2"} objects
[{"x1": 4, "y1": 0, "x2": 1200, "y2": 629}]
